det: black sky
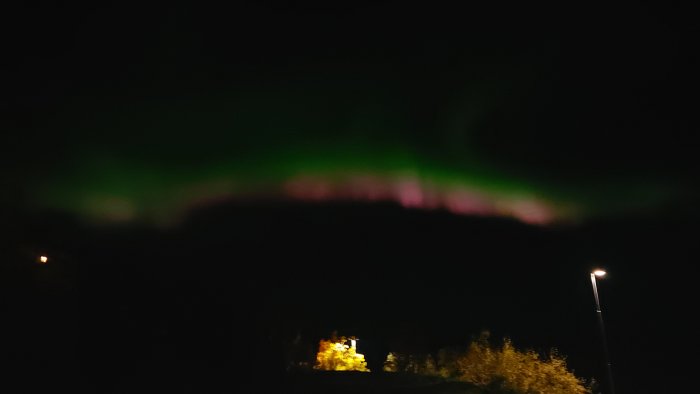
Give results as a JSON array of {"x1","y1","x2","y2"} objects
[{"x1": 2, "y1": 2, "x2": 699, "y2": 393}]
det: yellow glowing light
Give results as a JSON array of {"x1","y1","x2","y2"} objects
[
  {"x1": 39, "y1": 256, "x2": 48, "y2": 263},
  {"x1": 314, "y1": 336, "x2": 370, "y2": 372},
  {"x1": 593, "y1": 270, "x2": 606, "y2": 277}
]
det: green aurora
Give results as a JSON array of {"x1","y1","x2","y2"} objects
[{"x1": 24, "y1": 86, "x2": 678, "y2": 226}]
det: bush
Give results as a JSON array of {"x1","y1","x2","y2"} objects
[
  {"x1": 383, "y1": 352, "x2": 440, "y2": 376},
  {"x1": 383, "y1": 332, "x2": 589, "y2": 394},
  {"x1": 455, "y1": 335, "x2": 588, "y2": 394},
  {"x1": 314, "y1": 335, "x2": 370, "y2": 372}
]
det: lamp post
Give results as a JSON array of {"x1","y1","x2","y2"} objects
[{"x1": 590, "y1": 269, "x2": 615, "y2": 394}]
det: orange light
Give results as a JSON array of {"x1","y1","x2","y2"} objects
[
  {"x1": 39, "y1": 256, "x2": 48, "y2": 263},
  {"x1": 593, "y1": 270, "x2": 606, "y2": 277}
]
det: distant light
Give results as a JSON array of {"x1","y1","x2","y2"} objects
[
  {"x1": 39, "y1": 255, "x2": 48, "y2": 263},
  {"x1": 593, "y1": 270, "x2": 606, "y2": 277}
]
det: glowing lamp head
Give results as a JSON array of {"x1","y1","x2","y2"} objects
[
  {"x1": 39, "y1": 255, "x2": 48, "y2": 264},
  {"x1": 593, "y1": 270, "x2": 607, "y2": 277}
]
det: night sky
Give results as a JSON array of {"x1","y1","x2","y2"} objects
[{"x1": 2, "y1": 2, "x2": 699, "y2": 393}]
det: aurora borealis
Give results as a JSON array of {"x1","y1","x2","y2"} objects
[
  {"x1": 33, "y1": 136, "x2": 570, "y2": 225},
  {"x1": 5, "y1": 1, "x2": 696, "y2": 227},
  {"x1": 14, "y1": 74, "x2": 682, "y2": 227},
  {"x1": 19, "y1": 88, "x2": 680, "y2": 227}
]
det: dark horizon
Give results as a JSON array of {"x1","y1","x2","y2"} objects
[{"x1": 4, "y1": 199, "x2": 697, "y2": 392}]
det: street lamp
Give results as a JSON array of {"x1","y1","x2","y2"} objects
[{"x1": 590, "y1": 269, "x2": 615, "y2": 394}]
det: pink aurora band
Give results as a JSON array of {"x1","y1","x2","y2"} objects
[{"x1": 283, "y1": 174, "x2": 556, "y2": 225}]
